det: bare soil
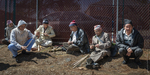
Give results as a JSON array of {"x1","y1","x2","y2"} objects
[{"x1": 0, "y1": 45, "x2": 150, "y2": 75}]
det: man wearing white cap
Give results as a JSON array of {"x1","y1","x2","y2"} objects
[{"x1": 86, "y1": 25, "x2": 112, "y2": 69}]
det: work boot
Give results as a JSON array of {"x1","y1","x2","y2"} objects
[
  {"x1": 92, "y1": 63, "x2": 99, "y2": 69},
  {"x1": 86, "y1": 58, "x2": 93, "y2": 69},
  {"x1": 134, "y1": 58, "x2": 141, "y2": 65},
  {"x1": 12, "y1": 55, "x2": 17, "y2": 58},
  {"x1": 122, "y1": 56, "x2": 129, "y2": 64}
]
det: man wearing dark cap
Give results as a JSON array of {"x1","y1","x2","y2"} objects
[
  {"x1": 116, "y1": 19, "x2": 144, "y2": 65},
  {"x1": 63, "y1": 20, "x2": 90, "y2": 54},
  {"x1": 32, "y1": 19, "x2": 55, "y2": 50}
]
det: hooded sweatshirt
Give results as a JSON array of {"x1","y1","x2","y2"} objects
[
  {"x1": 10, "y1": 20, "x2": 34, "y2": 49},
  {"x1": 5, "y1": 23, "x2": 16, "y2": 40}
]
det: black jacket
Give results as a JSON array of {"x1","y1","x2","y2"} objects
[
  {"x1": 69, "y1": 27, "x2": 90, "y2": 53},
  {"x1": 116, "y1": 28, "x2": 144, "y2": 51}
]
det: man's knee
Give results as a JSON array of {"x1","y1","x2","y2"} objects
[
  {"x1": 8, "y1": 44, "x2": 15, "y2": 50},
  {"x1": 134, "y1": 48, "x2": 143, "y2": 56},
  {"x1": 118, "y1": 48, "x2": 126, "y2": 56}
]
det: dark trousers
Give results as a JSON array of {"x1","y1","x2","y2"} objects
[
  {"x1": 63, "y1": 42, "x2": 80, "y2": 53},
  {"x1": 118, "y1": 48, "x2": 143, "y2": 62}
]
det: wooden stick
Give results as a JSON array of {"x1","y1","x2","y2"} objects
[
  {"x1": 17, "y1": 36, "x2": 36, "y2": 53},
  {"x1": 73, "y1": 54, "x2": 89, "y2": 68},
  {"x1": 26, "y1": 36, "x2": 36, "y2": 47}
]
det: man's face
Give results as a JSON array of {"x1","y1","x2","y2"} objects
[
  {"x1": 124, "y1": 24, "x2": 133, "y2": 33},
  {"x1": 43, "y1": 24, "x2": 48, "y2": 28},
  {"x1": 70, "y1": 25, "x2": 77, "y2": 32},
  {"x1": 18, "y1": 24, "x2": 26, "y2": 31},
  {"x1": 8, "y1": 23, "x2": 13, "y2": 27},
  {"x1": 94, "y1": 28, "x2": 102, "y2": 36}
]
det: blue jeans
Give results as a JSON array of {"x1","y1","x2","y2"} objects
[{"x1": 8, "y1": 39, "x2": 35, "y2": 57}]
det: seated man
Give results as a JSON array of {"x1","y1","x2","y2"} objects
[
  {"x1": 8, "y1": 20, "x2": 37, "y2": 58},
  {"x1": 63, "y1": 20, "x2": 90, "y2": 54},
  {"x1": 2, "y1": 20, "x2": 16, "y2": 45},
  {"x1": 32, "y1": 19, "x2": 55, "y2": 50},
  {"x1": 116, "y1": 19, "x2": 144, "y2": 65},
  {"x1": 86, "y1": 25, "x2": 112, "y2": 69}
]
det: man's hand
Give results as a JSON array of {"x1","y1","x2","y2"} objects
[
  {"x1": 90, "y1": 45, "x2": 94, "y2": 49},
  {"x1": 126, "y1": 48, "x2": 133, "y2": 56},
  {"x1": 95, "y1": 44, "x2": 99, "y2": 48},
  {"x1": 126, "y1": 52, "x2": 131, "y2": 56},
  {"x1": 127, "y1": 48, "x2": 133, "y2": 53},
  {"x1": 35, "y1": 32, "x2": 40, "y2": 38},
  {"x1": 21, "y1": 46, "x2": 27, "y2": 50},
  {"x1": 68, "y1": 41, "x2": 73, "y2": 45},
  {"x1": 43, "y1": 33, "x2": 48, "y2": 36}
]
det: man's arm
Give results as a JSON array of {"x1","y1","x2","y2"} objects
[
  {"x1": 130, "y1": 33, "x2": 144, "y2": 50},
  {"x1": 98, "y1": 33, "x2": 112, "y2": 49},
  {"x1": 47, "y1": 28, "x2": 56, "y2": 38}
]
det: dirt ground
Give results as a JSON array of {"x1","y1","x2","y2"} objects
[{"x1": 0, "y1": 45, "x2": 150, "y2": 75}]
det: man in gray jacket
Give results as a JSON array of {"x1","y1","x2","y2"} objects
[
  {"x1": 63, "y1": 20, "x2": 90, "y2": 54},
  {"x1": 116, "y1": 19, "x2": 144, "y2": 65},
  {"x1": 86, "y1": 25, "x2": 112, "y2": 69},
  {"x1": 8, "y1": 20, "x2": 38, "y2": 59}
]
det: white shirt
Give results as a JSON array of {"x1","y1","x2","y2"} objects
[
  {"x1": 72, "y1": 31, "x2": 77, "y2": 42},
  {"x1": 123, "y1": 29, "x2": 134, "y2": 45}
]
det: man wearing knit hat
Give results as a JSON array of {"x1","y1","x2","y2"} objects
[
  {"x1": 62, "y1": 20, "x2": 90, "y2": 54},
  {"x1": 86, "y1": 25, "x2": 112, "y2": 69},
  {"x1": 116, "y1": 19, "x2": 144, "y2": 65},
  {"x1": 2, "y1": 20, "x2": 16, "y2": 45}
]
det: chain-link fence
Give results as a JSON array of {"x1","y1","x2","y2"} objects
[{"x1": 0, "y1": 0, "x2": 150, "y2": 49}]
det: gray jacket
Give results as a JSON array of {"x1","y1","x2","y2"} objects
[
  {"x1": 4, "y1": 24, "x2": 16, "y2": 40},
  {"x1": 10, "y1": 20, "x2": 34, "y2": 49},
  {"x1": 91, "y1": 32, "x2": 112, "y2": 56},
  {"x1": 116, "y1": 28, "x2": 144, "y2": 51},
  {"x1": 69, "y1": 27, "x2": 90, "y2": 53}
]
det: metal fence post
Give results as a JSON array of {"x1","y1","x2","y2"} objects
[
  {"x1": 112, "y1": 0, "x2": 115, "y2": 43},
  {"x1": 122, "y1": 0, "x2": 124, "y2": 28},
  {"x1": 9, "y1": 0, "x2": 11, "y2": 19},
  {"x1": 36, "y1": 0, "x2": 38, "y2": 29},
  {"x1": 5, "y1": 0, "x2": 8, "y2": 38},
  {"x1": 116, "y1": 0, "x2": 119, "y2": 36},
  {"x1": 13, "y1": 0, "x2": 16, "y2": 24}
]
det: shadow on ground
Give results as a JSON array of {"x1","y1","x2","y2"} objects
[
  {"x1": 127, "y1": 59, "x2": 150, "y2": 71},
  {"x1": 0, "y1": 63, "x2": 18, "y2": 71},
  {"x1": 15, "y1": 52, "x2": 55, "y2": 63}
]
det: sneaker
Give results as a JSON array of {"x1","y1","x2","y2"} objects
[
  {"x1": 122, "y1": 60, "x2": 128, "y2": 64},
  {"x1": 12, "y1": 56, "x2": 17, "y2": 58},
  {"x1": 66, "y1": 50, "x2": 73, "y2": 54},
  {"x1": 92, "y1": 63, "x2": 99, "y2": 69},
  {"x1": 86, "y1": 64, "x2": 93, "y2": 69},
  {"x1": 62, "y1": 47, "x2": 67, "y2": 51},
  {"x1": 86, "y1": 58, "x2": 93, "y2": 69},
  {"x1": 86, "y1": 58, "x2": 93, "y2": 64}
]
